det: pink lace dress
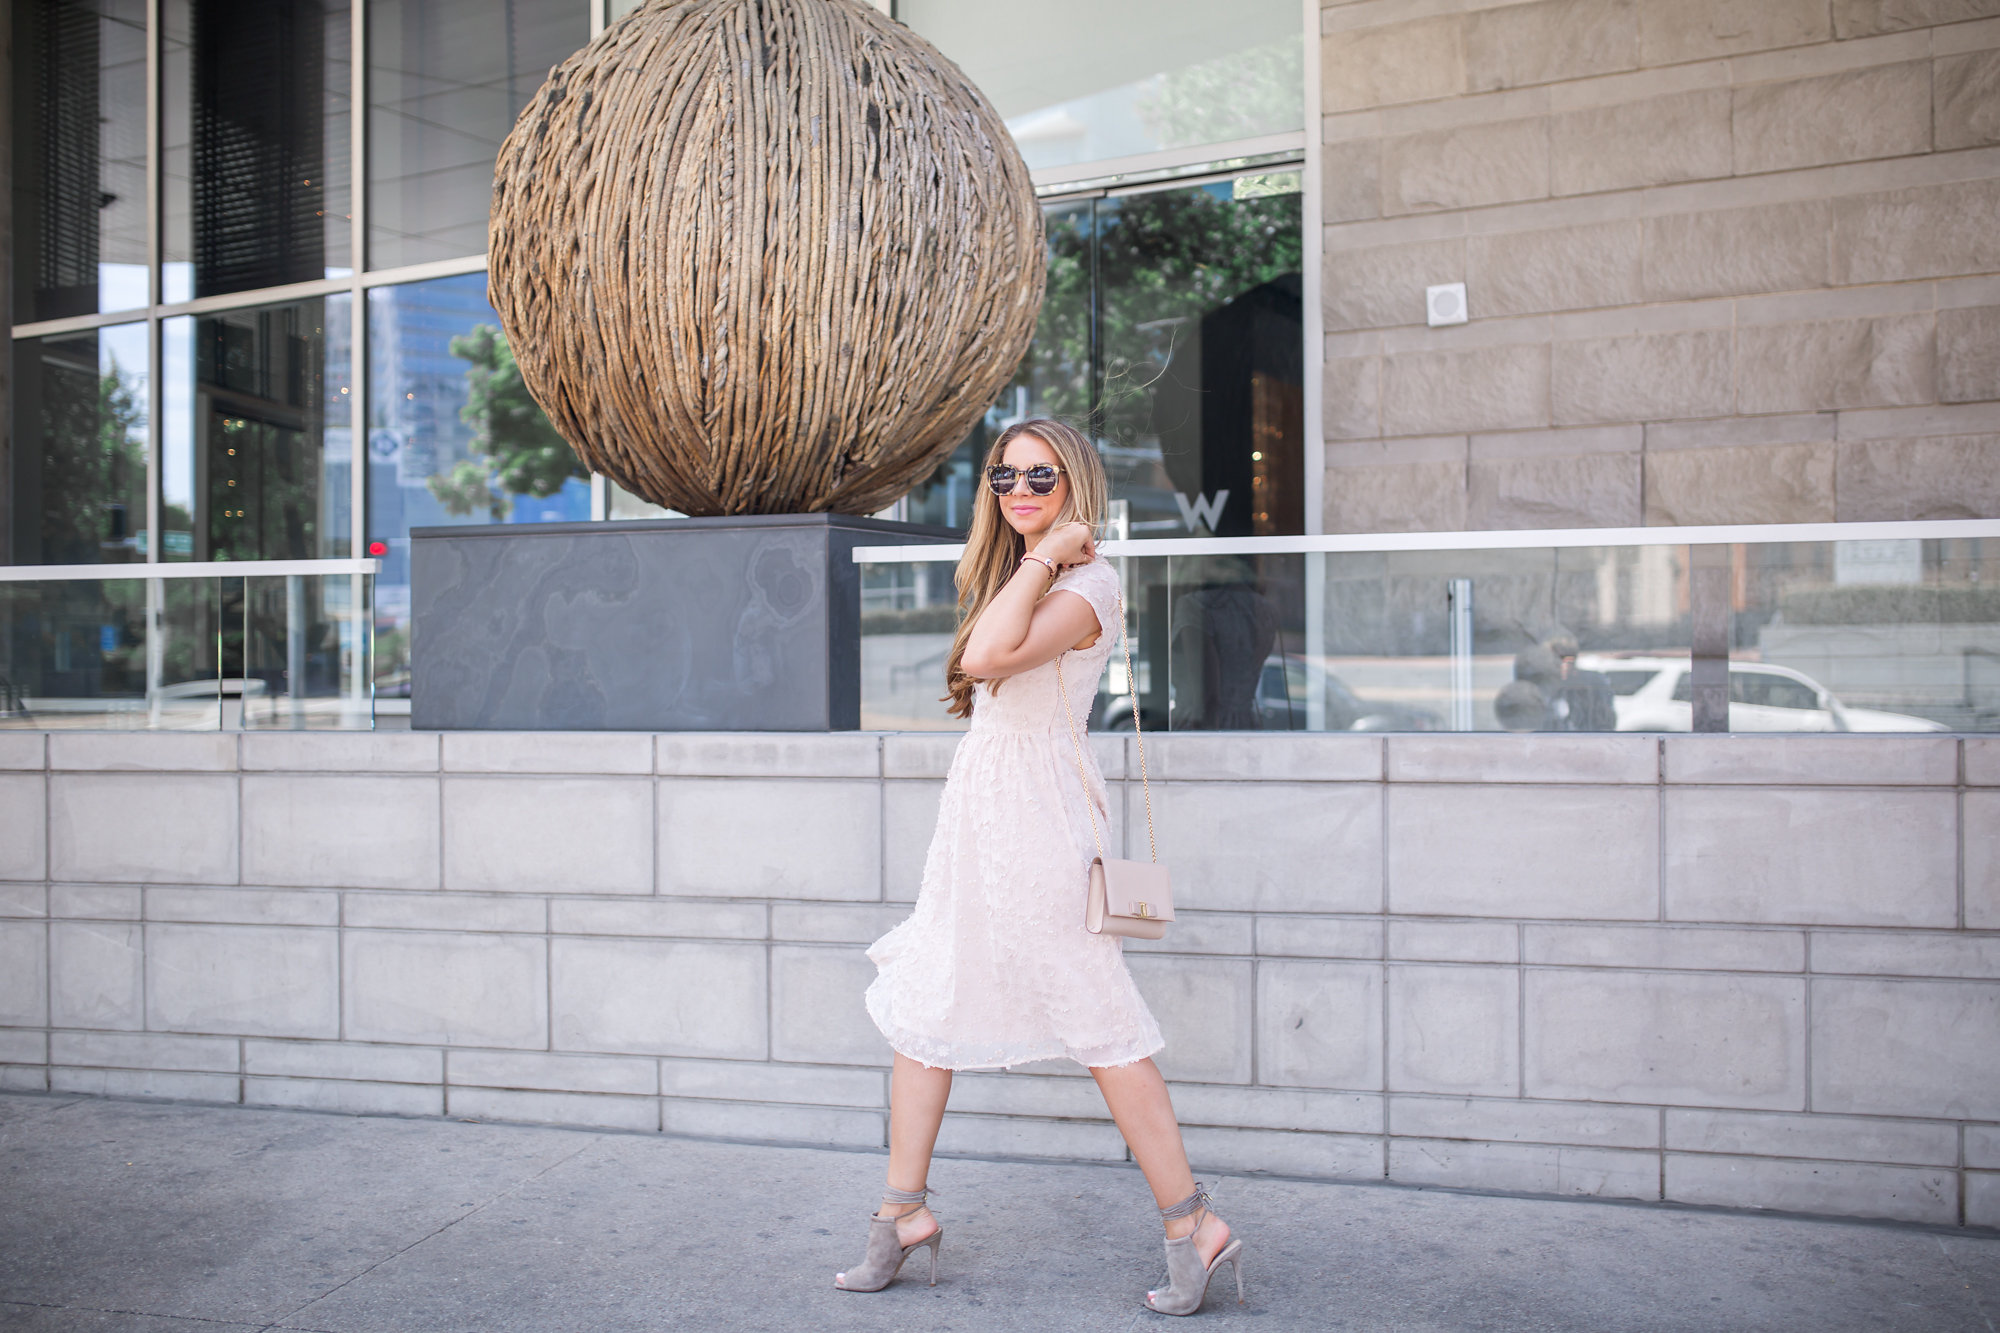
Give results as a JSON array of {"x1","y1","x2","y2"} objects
[{"x1": 864, "y1": 557, "x2": 1166, "y2": 1071}]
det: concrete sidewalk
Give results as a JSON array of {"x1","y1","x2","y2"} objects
[{"x1": 1, "y1": 1093, "x2": 1995, "y2": 1333}]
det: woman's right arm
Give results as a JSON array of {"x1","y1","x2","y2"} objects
[{"x1": 960, "y1": 524, "x2": 1101, "y2": 680}]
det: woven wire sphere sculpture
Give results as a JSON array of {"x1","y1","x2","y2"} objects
[{"x1": 487, "y1": 0, "x2": 1047, "y2": 517}]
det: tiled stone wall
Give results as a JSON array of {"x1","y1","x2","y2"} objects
[
  {"x1": 1, "y1": 728, "x2": 1997, "y2": 1228},
  {"x1": 1317, "y1": 0, "x2": 2000, "y2": 531}
]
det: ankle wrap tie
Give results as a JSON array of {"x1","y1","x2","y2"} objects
[
  {"x1": 1159, "y1": 1183, "x2": 1212, "y2": 1221},
  {"x1": 881, "y1": 1185, "x2": 931, "y2": 1205}
]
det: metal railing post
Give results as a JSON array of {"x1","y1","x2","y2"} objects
[
  {"x1": 1447, "y1": 577, "x2": 1473, "y2": 732},
  {"x1": 286, "y1": 573, "x2": 307, "y2": 726}
]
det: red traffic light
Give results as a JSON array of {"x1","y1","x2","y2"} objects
[{"x1": 368, "y1": 540, "x2": 388, "y2": 557}]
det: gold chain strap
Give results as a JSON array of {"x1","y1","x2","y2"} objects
[{"x1": 1055, "y1": 581, "x2": 1157, "y2": 865}]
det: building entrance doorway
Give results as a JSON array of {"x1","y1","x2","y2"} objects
[{"x1": 905, "y1": 171, "x2": 1303, "y2": 542}]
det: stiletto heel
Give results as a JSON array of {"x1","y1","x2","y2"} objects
[
  {"x1": 1143, "y1": 1183, "x2": 1246, "y2": 1316},
  {"x1": 833, "y1": 1185, "x2": 943, "y2": 1293}
]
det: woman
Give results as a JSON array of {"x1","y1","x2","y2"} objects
[{"x1": 833, "y1": 418, "x2": 1245, "y2": 1316}]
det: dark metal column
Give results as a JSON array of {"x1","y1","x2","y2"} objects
[
  {"x1": 1689, "y1": 543, "x2": 1731, "y2": 732},
  {"x1": 0, "y1": 0, "x2": 13, "y2": 566}
]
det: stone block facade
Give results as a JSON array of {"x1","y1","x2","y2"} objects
[
  {"x1": 1317, "y1": 0, "x2": 2000, "y2": 531},
  {"x1": 2, "y1": 729, "x2": 1998, "y2": 1228}
]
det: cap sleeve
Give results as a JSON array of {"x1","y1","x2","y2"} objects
[{"x1": 1050, "y1": 559, "x2": 1121, "y2": 641}]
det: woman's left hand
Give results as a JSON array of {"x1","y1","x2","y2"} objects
[{"x1": 1038, "y1": 521, "x2": 1096, "y2": 569}]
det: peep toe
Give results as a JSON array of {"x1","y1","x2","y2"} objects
[
  {"x1": 833, "y1": 1185, "x2": 943, "y2": 1292},
  {"x1": 1144, "y1": 1183, "x2": 1245, "y2": 1316}
]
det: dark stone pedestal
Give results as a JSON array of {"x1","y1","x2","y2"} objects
[{"x1": 409, "y1": 514, "x2": 959, "y2": 730}]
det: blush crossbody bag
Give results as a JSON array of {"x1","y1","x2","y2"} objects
[{"x1": 1055, "y1": 584, "x2": 1174, "y2": 940}]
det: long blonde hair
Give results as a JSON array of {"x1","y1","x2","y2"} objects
[{"x1": 942, "y1": 418, "x2": 1108, "y2": 718}]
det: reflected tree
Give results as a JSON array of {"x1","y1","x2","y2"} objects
[
  {"x1": 1135, "y1": 39, "x2": 1304, "y2": 151},
  {"x1": 428, "y1": 323, "x2": 584, "y2": 519},
  {"x1": 1015, "y1": 207, "x2": 1094, "y2": 422},
  {"x1": 39, "y1": 357, "x2": 147, "y2": 564},
  {"x1": 1095, "y1": 187, "x2": 1301, "y2": 437},
  {"x1": 207, "y1": 413, "x2": 323, "y2": 562},
  {"x1": 12, "y1": 356, "x2": 150, "y2": 696},
  {"x1": 1005, "y1": 189, "x2": 1302, "y2": 434},
  {"x1": 904, "y1": 185, "x2": 1302, "y2": 530}
]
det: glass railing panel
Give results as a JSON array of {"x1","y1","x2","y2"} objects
[
  {"x1": 1310, "y1": 545, "x2": 1700, "y2": 733},
  {"x1": 1731, "y1": 537, "x2": 1999, "y2": 733},
  {"x1": 0, "y1": 569, "x2": 372, "y2": 731},
  {"x1": 153, "y1": 577, "x2": 225, "y2": 730},
  {"x1": 0, "y1": 577, "x2": 158, "y2": 729},
  {"x1": 1118, "y1": 555, "x2": 1164, "y2": 731},
  {"x1": 1148, "y1": 552, "x2": 1307, "y2": 732},
  {"x1": 1548, "y1": 544, "x2": 1698, "y2": 734},
  {"x1": 1319, "y1": 548, "x2": 1511, "y2": 732},
  {"x1": 852, "y1": 523, "x2": 2000, "y2": 735},
  {"x1": 239, "y1": 574, "x2": 374, "y2": 730},
  {"x1": 858, "y1": 561, "x2": 965, "y2": 732},
  {"x1": 859, "y1": 546, "x2": 1708, "y2": 734}
]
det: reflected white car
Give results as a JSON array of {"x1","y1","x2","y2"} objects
[{"x1": 1576, "y1": 656, "x2": 1948, "y2": 733}]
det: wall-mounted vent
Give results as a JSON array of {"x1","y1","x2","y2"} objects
[{"x1": 1426, "y1": 282, "x2": 1468, "y2": 327}]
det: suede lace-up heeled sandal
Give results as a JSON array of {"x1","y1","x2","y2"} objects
[
  {"x1": 1145, "y1": 1183, "x2": 1245, "y2": 1316},
  {"x1": 833, "y1": 1185, "x2": 942, "y2": 1292}
]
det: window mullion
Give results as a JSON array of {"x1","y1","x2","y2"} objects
[
  {"x1": 146, "y1": 0, "x2": 162, "y2": 567},
  {"x1": 350, "y1": 0, "x2": 367, "y2": 562}
]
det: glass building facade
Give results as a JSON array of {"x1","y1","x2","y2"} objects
[
  {"x1": 5, "y1": 2, "x2": 1987, "y2": 739},
  {"x1": 5, "y1": 0, "x2": 597, "y2": 719},
  {"x1": 2, "y1": 0, "x2": 1312, "y2": 726},
  {"x1": 5, "y1": 0, "x2": 1308, "y2": 723}
]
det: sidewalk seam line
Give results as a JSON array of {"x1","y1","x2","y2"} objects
[{"x1": 270, "y1": 1135, "x2": 602, "y2": 1324}]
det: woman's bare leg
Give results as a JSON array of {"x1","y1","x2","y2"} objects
[
  {"x1": 1091, "y1": 1058, "x2": 1230, "y2": 1263},
  {"x1": 834, "y1": 1054, "x2": 953, "y2": 1289},
  {"x1": 883, "y1": 1053, "x2": 951, "y2": 1244}
]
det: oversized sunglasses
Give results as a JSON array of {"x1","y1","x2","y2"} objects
[{"x1": 986, "y1": 463, "x2": 1065, "y2": 496}]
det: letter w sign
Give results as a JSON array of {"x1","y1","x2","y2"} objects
[{"x1": 1174, "y1": 490, "x2": 1229, "y2": 533}]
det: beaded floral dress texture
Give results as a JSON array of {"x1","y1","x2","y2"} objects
[{"x1": 865, "y1": 558, "x2": 1166, "y2": 1070}]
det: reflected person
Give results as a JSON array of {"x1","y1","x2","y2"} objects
[
  {"x1": 1546, "y1": 635, "x2": 1617, "y2": 732},
  {"x1": 1493, "y1": 680, "x2": 1550, "y2": 732},
  {"x1": 1168, "y1": 555, "x2": 1279, "y2": 729},
  {"x1": 1503, "y1": 643, "x2": 1562, "y2": 730}
]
